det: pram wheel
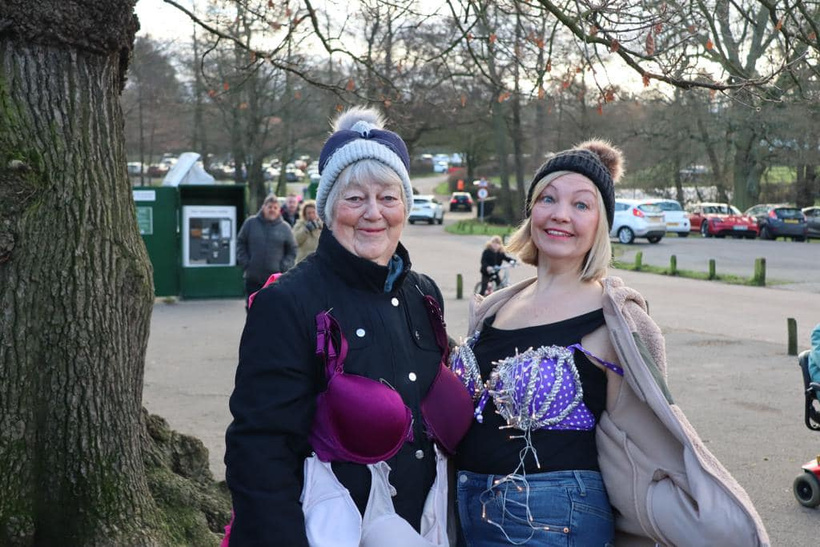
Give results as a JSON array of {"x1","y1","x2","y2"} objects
[{"x1": 793, "y1": 472, "x2": 820, "y2": 508}]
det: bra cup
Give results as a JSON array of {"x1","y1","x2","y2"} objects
[
  {"x1": 300, "y1": 455, "x2": 362, "y2": 547},
  {"x1": 421, "y1": 364, "x2": 474, "y2": 455},
  {"x1": 361, "y1": 461, "x2": 443, "y2": 547},
  {"x1": 313, "y1": 373, "x2": 412, "y2": 464}
]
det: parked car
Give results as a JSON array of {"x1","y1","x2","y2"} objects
[
  {"x1": 744, "y1": 204, "x2": 808, "y2": 241},
  {"x1": 611, "y1": 199, "x2": 666, "y2": 244},
  {"x1": 449, "y1": 192, "x2": 473, "y2": 212},
  {"x1": 126, "y1": 162, "x2": 145, "y2": 176},
  {"x1": 687, "y1": 202, "x2": 758, "y2": 239},
  {"x1": 409, "y1": 195, "x2": 445, "y2": 225},
  {"x1": 638, "y1": 198, "x2": 690, "y2": 237},
  {"x1": 802, "y1": 206, "x2": 820, "y2": 239}
]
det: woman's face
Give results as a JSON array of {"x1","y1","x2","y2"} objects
[
  {"x1": 330, "y1": 180, "x2": 405, "y2": 266},
  {"x1": 304, "y1": 206, "x2": 318, "y2": 222},
  {"x1": 530, "y1": 174, "x2": 600, "y2": 265}
]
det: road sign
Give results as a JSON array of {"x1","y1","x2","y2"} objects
[{"x1": 477, "y1": 188, "x2": 489, "y2": 200}]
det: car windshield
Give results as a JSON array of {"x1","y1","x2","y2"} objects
[
  {"x1": 637, "y1": 204, "x2": 662, "y2": 213},
  {"x1": 653, "y1": 201, "x2": 683, "y2": 212},
  {"x1": 703, "y1": 204, "x2": 737, "y2": 215},
  {"x1": 776, "y1": 208, "x2": 803, "y2": 219},
  {"x1": 413, "y1": 198, "x2": 431, "y2": 205}
]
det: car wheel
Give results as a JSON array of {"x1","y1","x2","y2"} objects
[
  {"x1": 466, "y1": 207, "x2": 472, "y2": 213},
  {"x1": 794, "y1": 236, "x2": 806, "y2": 242},
  {"x1": 409, "y1": 219, "x2": 415, "y2": 225},
  {"x1": 700, "y1": 222, "x2": 710, "y2": 238},
  {"x1": 793, "y1": 472, "x2": 820, "y2": 508},
  {"x1": 449, "y1": 206, "x2": 455, "y2": 212},
  {"x1": 437, "y1": 216, "x2": 443, "y2": 225},
  {"x1": 647, "y1": 236, "x2": 662, "y2": 244},
  {"x1": 677, "y1": 232, "x2": 689, "y2": 238},
  {"x1": 760, "y1": 225, "x2": 771, "y2": 240},
  {"x1": 617, "y1": 226, "x2": 635, "y2": 244},
  {"x1": 745, "y1": 233, "x2": 756, "y2": 240},
  {"x1": 428, "y1": 217, "x2": 434, "y2": 225}
]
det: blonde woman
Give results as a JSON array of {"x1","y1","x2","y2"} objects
[{"x1": 452, "y1": 141, "x2": 768, "y2": 546}]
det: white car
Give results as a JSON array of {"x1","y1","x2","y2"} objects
[
  {"x1": 409, "y1": 195, "x2": 445, "y2": 225},
  {"x1": 611, "y1": 199, "x2": 666, "y2": 244},
  {"x1": 637, "y1": 198, "x2": 690, "y2": 237}
]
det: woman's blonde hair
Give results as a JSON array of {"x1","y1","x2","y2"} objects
[
  {"x1": 324, "y1": 160, "x2": 406, "y2": 227},
  {"x1": 300, "y1": 199, "x2": 317, "y2": 216},
  {"x1": 506, "y1": 171, "x2": 611, "y2": 281},
  {"x1": 485, "y1": 235, "x2": 504, "y2": 249}
]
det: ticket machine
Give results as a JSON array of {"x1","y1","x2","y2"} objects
[{"x1": 182, "y1": 205, "x2": 236, "y2": 268}]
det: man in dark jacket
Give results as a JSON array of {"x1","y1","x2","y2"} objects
[
  {"x1": 281, "y1": 193, "x2": 300, "y2": 226},
  {"x1": 236, "y1": 194, "x2": 297, "y2": 303}
]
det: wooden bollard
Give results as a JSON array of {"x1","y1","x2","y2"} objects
[
  {"x1": 456, "y1": 273, "x2": 463, "y2": 300},
  {"x1": 669, "y1": 255, "x2": 677, "y2": 275},
  {"x1": 708, "y1": 259, "x2": 716, "y2": 280},
  {"x1": 634, "y1": 251, "x2": 643, "y2": 271},
  {"x1": 787, "y1": 318, "x2": 797, "y2": 356},
  {"x1": 753, "y1": 257, "x2": 766, "y2": 286}
]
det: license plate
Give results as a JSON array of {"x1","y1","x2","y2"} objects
[
  {"x1": 784, "y1": 219, "x2": 798, "y2": 224},
  {"x1": 666, "y1": 222, "x2": 678, "y2": 227},
  {"x1": 649, "y1": 216, "x2": 663, "y2": 222},
  {"x1": 733, "y1": 225, "x2": 747, "y2": 230}
]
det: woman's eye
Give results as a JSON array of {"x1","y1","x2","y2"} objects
[
  {"x1": 540, "y1": 195, "x2": 555, "y2": 204},
  {"x1": 346, "y1": 195, "x2": 363, "y2": 203},
  {"x1": 575, "y1": 202, "x2": 590, "y2": 210}
]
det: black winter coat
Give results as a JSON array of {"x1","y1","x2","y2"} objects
[{"x1": 225, "y1": 228, "x2": 446, "y2": 547}]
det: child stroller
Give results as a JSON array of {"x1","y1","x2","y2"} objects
[{"x1": 793, "y1": 349, "x2": 820, "y2": 508}]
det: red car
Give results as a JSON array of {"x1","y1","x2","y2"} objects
[{"x1": 687, "y1": 202, "x2": 759, "y2": 239}]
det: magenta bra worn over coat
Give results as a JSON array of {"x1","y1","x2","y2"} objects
[{"x1": 310, "y1": 294, "x2": 473, "y2": 464}]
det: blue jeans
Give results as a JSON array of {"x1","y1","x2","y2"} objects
[{"x1": 456, "y1": 469, "x2": 614, "y2": 546}]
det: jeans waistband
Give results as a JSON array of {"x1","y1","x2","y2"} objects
[{"x1": 458, "y1": 468, "x2": 605, "y2": 494}]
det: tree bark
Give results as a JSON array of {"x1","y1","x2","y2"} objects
[{"x1": 0, "y1": 2, "x2": 226, "y2": 545}]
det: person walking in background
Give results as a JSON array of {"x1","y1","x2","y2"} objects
[
  {"x1": 478, "y1": 235, "x2": 515, "y2": 296},
  {"x1": 451, "y1": 140, "x2": 768, "y2": 546},
  {"x1": 809, "y1": 323, "x2": 820, "y2": 393},
  {"x1": 281, "y1": 193, "x2": 301, "y2": 226},
  {"x1": 292, "y1": 199, "x2": 322, "y2": 263},
  {"x1": 224, "y1": 106, "x2": 474, "y2": 546},
  {"x1": 236, "y1": 194, "x2": 296, "y2": 305}
]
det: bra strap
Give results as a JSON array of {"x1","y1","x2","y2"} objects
[
  {"x1": 567, "y1": 343, "x2": 623, "y2": 376},
  {"x1": 421, "y1": 295, "x2": 449, "y2": 358},
  {"x1": 315, "y1": 311, "x2": 349, "y2": 377}
]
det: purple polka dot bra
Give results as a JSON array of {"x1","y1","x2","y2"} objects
[{"x1": 451, "y1": 332, "x2": 624, "y2": 433}]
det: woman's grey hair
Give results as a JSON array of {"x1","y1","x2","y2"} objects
[{"x1": 324, "y1": 160, "x2": 407, "y2": 227}]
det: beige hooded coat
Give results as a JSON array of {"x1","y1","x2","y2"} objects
[{"x1": 466, "y1": 276, "x2": 769, "y2": 547}]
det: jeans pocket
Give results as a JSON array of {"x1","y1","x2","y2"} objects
[{"x1": 488, "y1": 483, "x2": 572, "y2": 536}]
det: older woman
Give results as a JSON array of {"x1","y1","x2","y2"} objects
[
  {"x1": 225, "y1": 107, "x2": 473, "y2": 547},
  {"x1": 452, "y1": 141, "x2": 768, "y2": 546}
]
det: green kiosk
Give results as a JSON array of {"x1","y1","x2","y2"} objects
[{"x1": 133, "y1": 183, "x2": 246, "y2": 299}]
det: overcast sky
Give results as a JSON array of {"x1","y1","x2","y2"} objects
[{"x1": 135, "y1": 0, "x2": 192, "y2": 40}]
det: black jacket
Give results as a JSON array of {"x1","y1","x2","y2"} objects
[
  {"x1": 225, "y1": 228, "x2": 445, "y2": 547},
  {"x1": 480, "y1": 247, "x2": 514, "y2": 275},
  {"x1": 236, "y1": 213, "x2": 297, "y2": 285}
]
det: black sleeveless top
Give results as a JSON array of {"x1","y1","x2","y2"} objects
[{"x1": 455, "y1": 309, "x2": 608, "y2": 475}]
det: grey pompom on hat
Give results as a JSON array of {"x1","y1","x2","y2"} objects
[
  {"x1": 526, "y1": 140, "x2": 624, "y2": 228},
  {"x1": 316, "y1": 107, "x2": 413, "y2": 222}
]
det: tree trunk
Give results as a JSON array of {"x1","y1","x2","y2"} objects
[
  {"x1": 732, "y1": 127, "x2": 763, "y2": 210},
  {"x1": 0, "y1": 3, "x2": 228, "y2": 545}
]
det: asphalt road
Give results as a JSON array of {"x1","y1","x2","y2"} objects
[{"x1": 143, "y1": 176, "x2": 820, "y2": 546}]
